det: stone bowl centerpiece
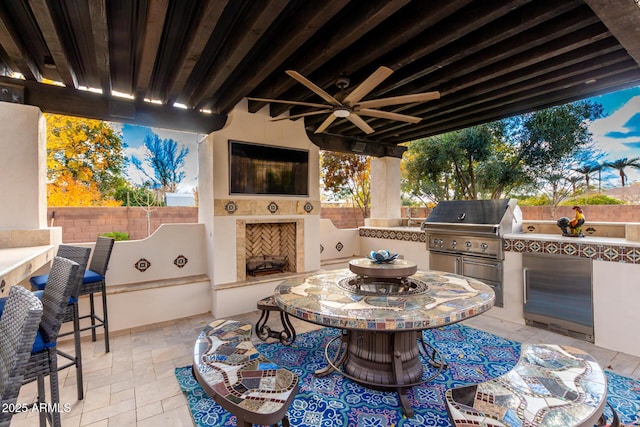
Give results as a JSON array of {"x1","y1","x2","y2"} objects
[{"x1": 340, "y1": 251, "x2": 425, "y2": 295}]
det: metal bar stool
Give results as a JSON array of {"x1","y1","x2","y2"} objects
[
  {"x1": 30, "y1": 245, "x2": 92, "y2": 400},
  {"x1": 77, "y1": 237, "x2": 114, "y2": 353}
]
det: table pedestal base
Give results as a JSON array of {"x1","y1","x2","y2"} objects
[{"x1": 315, "y1": 330, "x2": 447, "y2": 417}]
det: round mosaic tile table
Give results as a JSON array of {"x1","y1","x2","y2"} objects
[{"x1": 274, "y1": 268, "x2": 495, "y2": 417}]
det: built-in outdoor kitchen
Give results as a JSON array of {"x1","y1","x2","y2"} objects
[{"x1": 358, "y1": 199, "x2": 640, "y2": 359}]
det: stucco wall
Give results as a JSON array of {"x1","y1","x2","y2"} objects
[{"x1": 0, "y1": 103, "x2": 47, "y2": 230}]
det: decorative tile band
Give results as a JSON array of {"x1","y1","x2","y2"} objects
[
  {"x1": 358, "y1": 228, "x2": 639, "y2": 264},
  {"x1": 504, "y1": 238, "x2": 640, "y2": 264},
  {"x1": 214, "y1": 199, "x2": 320, "y2": 216},
  {"x1": 359, "y1": 227, "x2": 426, "y2": 243}
]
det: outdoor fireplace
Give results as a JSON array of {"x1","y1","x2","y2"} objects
[{"x1": 236, "y1": 219, "x2": 302, "y2": 281}]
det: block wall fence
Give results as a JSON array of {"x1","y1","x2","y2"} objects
[{"x1": 47, "y1": 205, "x2": 638, "y2": 243}]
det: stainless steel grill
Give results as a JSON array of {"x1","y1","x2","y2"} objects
[{"x1": 422, "y1": 199, "x2": 522, "y2": 307}]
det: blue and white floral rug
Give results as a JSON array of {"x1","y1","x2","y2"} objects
[{"x1": 175, "y1": 324, "x2": 640, "y2": 426}]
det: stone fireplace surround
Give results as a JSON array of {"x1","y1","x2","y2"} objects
[{"x1": 235, "y1": 218, "x2": 304, "y2": 281}]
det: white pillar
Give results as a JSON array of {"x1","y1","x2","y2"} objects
[
  {"x1": 0, "y1": 103, "x2": 47, "y2": 229},
  {"x1": 366, "y1": 156, "x2": 403, "y2": 227}
]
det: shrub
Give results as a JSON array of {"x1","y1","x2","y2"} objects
[
  {"x1": 559, "y1": 194, "x2": 624, "y2": 206},
  {"x1": 516, "y1": 194, "x2": 552, "y2": 206},
  {"x1": 100, "y1": 231, "x2": 129, "y2": 241}
]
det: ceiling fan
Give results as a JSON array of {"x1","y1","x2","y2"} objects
[{"x1": 248, "y1": 66, "x2": 440, "y2": 135}]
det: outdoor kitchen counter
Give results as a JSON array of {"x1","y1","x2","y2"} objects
[
  {"x1": 493, "y1": 233, "x2": 640, "y2": 360},
  {"x1": 0, "y1": 245, "x2": 54, "y2": 296}
]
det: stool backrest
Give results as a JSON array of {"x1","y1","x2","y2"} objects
[
  {"x1": 89, "y1": 237, "x2": 115, "y2": 276},
  {"x1": 0, "y1": 286, "x2": 43, "y2": 402},
  {"x1": 40, "y1": 256, "x2": 79, "y2": 344},
  {"x1": 57, "y1": 245, "x2": 91, "y2": 298}
]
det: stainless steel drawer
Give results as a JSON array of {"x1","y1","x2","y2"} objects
[{"x1": 461, "y1": 257, "x2": 502, "y2": 283}]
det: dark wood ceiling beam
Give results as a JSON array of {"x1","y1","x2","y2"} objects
[
  {"x1": 418, "y1": 50, "x2": 630, "y2": 122},
  {"x1": 0, "y1": 4, "x2": 41, "y2": 81},
  {"x1": 326, "y1": 38, "x2": 623, "y2": 135},
  {"x1": 87, "y1": 0, "x2": 110, "y2": 96},
  {"x1": 1, "y1": 75, "x2": 226, "y2": 134},
  {"x1": 28, "y1": 0, "x2": 77, "y2": 88},
  {"x1": 165, "y1": 0, "x2": 228, "y2": 105},
  {"x1": 328, "y1": 54, "x2": 636, "y2": 140},
  {"x1": 135, "y1": 0, "x2": 169, "y2": 100},
  {"x1": 404, "y1": 78, "x2": 640, "y2": 141},
  {"x1": 247, "y1": 0, "x2": 411, "y2": 114},
  {"x1": 211, "y1": 1, "x2": 350, "y2": 114},
  {"x1": 189, "y1": 0, "x2": 289, "y2": 108},
  {"x1": 585, "y1": 0, "x2": 640, "y2": 66},
  {"x1": 266, "y1": 0, "x2": 472, "y2": 117},
  {"x1": 389, "y1": 68, "x2": 640, "y2": 142},
  {"x1": 374, "y1": 1, "x2": 590, "y2": 98},
  {"x1": 274, "y1": 0, "x2": 529, "y2": 117},
  {"x1": 324, "y1": 24, "x2": 614, "y2": 135},
  {"x1": 370, "y1": 56, "x2": 635, "y2": 141}
]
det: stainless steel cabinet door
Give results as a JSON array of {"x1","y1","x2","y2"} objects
[{"x1": 523, "y1": 253, "x2": 593, "y2": 329}]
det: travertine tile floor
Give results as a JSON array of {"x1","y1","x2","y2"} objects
[{"x1": 9, "y1": 310, "x2": 640, "y2": 426}]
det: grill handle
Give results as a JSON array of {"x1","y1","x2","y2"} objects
[{"x1": 523, "y1": 267, "x2": 529, "y2": 304}]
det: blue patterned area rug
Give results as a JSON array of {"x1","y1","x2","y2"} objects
[{"x1": 175, "y1": 324, "x2": 640, "y2": 426}]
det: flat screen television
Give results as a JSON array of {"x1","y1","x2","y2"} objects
[{"x1": 229, "y1": 140, "x2": 309, "y2": 196}]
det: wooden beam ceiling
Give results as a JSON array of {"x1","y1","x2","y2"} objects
[{"x1": 0, "y1": 0, "x2": 638, "y2": 153}]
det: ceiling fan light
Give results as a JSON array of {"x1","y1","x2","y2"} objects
[{"x1": 333, "y1": 108, "x2": 351, "y2": 118}]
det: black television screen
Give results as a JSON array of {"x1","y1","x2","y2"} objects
[{"x1": 229, "y1": 141, "x2": 309, "y2": 196}]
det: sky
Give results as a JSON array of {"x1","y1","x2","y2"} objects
[
  {"x1": 112, "y1": 123, "x2": 206, "y2": 193},
  {"x1": 111, "y1": 85, "x2": 640, "y2": 193},
  {"x1": 587, "y1": 85, "x2": 640, "y2": 185}
]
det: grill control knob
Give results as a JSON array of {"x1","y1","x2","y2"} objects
[
  {"x1": 465, "y1": 241, "x2": 472, "y2": 248},
  {"x1": 451, "y1": 240, "x2": 457, "y2": 247},
  {"x1": 481, "y1": 243, "x2": 488, "y2": 251}
]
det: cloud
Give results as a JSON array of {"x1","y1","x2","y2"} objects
[
  {"x1": 589, "y1": 91, "x2": 640, "y2": 184},
  {"x1": 622, "y1": 141, "x2": 640, "y2": 149},
  {"x1": 604, "y1": 112, "x2": 640, "y2": 138}
]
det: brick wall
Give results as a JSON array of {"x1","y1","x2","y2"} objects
[
  {"x1": 320, "y1": 207, "x2": 366, "y2": 229},
  {"x1": 519, "y1": 205, "x2": 640, "y2": 222},
  {"x1": 48, "y1": 207, "x2": 198, "y2": 243},
  {"x1": 47, "y1": 205, "x2": 639, "y2": 243}
]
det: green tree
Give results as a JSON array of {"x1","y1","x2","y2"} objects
[
  {"x1": 494, "y1": 100, "x2": 603, "y2": 197},
  {"x1": 402, "y1": 100, "x2": 603, "y2": 203},
  {"x1": 321, "y1": 151, "x2": 370, "y2": 218},
  {"x1": 131, "y1": 133, "x2": 189, "y2": 193},
  {"x1": 574, "y1": 163, "x2": 600, "y2": 193},
  {"x1": 604, "y1": 157, "x2": 640, "y2": 187},
  {"x1": 46, "y1": 113, "x2": 126, "y2": 206},
  {"x1": 403, "y1": 123, "x2": 506, "y2": 201}
]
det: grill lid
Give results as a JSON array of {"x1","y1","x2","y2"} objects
[
  {"x1": 425, "y1": 199, "x2": 510, "y2": 224},
  {"x1": 422, "y1": 199, "x2": 522, "y2": 235}
]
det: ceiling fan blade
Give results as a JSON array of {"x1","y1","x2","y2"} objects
[
  {"x1": 270, "y1": 110, "x2": 332, "y2": 122},
  {"x1": 357, "y1": 91, "x2": 440, "y2": 109},
  {"x1": 342, "y1": 66, "x2": 393, "y2": 106},
  {"x1": 357, "y1": 108, "x2": 422, "y2": 124},
  {"x1": 286, "y1": 70, "x2": 341, "y2": 106},
  {"x1": 248, "y1": 97, "x2": 330, "y2": 109},
  {"x1": 314, "y1": 114, "x2": 338, "y2": 134},
  {"x1": 347, "y1": 113, "x2": 375, "y2": 134}
]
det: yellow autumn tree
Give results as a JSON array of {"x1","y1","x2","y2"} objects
[
  {"x1": 46, "y1": 114, "x2": 126, "y2": 206},
  {"x1": 320, "y1": 151, "x2": 371, "y2": 218}
]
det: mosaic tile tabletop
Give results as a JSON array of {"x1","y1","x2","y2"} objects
[
  {"x1": 192, "y1": 319, "x2": 298, "y2": 416},
  {"x1": 445, "y1": 343, "x2": 608, "y2": 427},
  {"x1": 274, "y1": 268, "x2": 495, "y2": 331}
]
